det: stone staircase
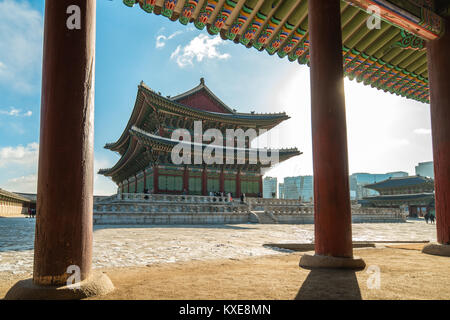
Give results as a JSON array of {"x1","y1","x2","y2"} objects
[{"x1": 250, "y1": 210, "x2": 278, "y2": 224}]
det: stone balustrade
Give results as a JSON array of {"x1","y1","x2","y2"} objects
[
  {"x1": 94, "y1": 202, "x2": 249, "y2": 214},
  {"x1": 106, "y1": 193, "x2": 232, "y2": 204},
  {"x1": 246, "y1": 197, "x2": 304, "y2": 207}
]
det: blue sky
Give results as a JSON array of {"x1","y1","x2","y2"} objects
[{"x1": 0, "y1": 0, "x2": 433, "y2": 195}]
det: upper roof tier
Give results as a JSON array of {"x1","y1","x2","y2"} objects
[
  {"x1": 122, "y1": 0, "x2": 450, "y2": 104},
  {"x1": 105, "y1": 79, "x2": 290, "y2": 155}
]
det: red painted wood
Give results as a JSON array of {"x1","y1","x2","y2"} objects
[
  {"x1": 135, "y1": 175, "x2": 138, "y2": 193},
  {"x1": 220, "y1": 168, "x2": 225, "y2": 193},
  {"x1": 183, "y1": 166, "x2": 189, "y2": 193},
  {"x1": 175, "y1": 89, "x2": 233, "y2": 114},
  {"x1": 259, "y1": 175, "x2": 263, "y2": 197},
  {"x1": 428, "y1": 21, "x2": 450, "y2": 244},
  {"x1": 202, "y1": 167, "x2": 208, "y2": 195},
  {"x1": 143, "y1": 170, "x2": 147, "y2": 191},
  {"x1": 153, "y1": 166, "x2": 159, "y2": 193},
  {"x1": 34, "y1": 0, "x2": 96, "y2": 286},
  {"x1": 309, "y1": 0, "x2": 353, "y2": 258},
  {"x1": 236, "y1": 170, "x2": 241, "y2": 197}
]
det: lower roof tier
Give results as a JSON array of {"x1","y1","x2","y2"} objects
[
  {"x1": 99, "y1": 126, "x2": 301, "y2": 183},
  {"x1": 362, "y1": 192, "x2": 435, "y2": 206}
]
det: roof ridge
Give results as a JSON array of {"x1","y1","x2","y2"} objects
[{"x1": 170, "y1": 78, "x2": 236, "y2": 114}]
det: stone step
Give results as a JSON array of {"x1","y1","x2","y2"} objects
[{"x1": 251, "y1": 211, "x2": 278, "y2": 224}]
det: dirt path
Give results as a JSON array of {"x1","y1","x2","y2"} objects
[{"x1": 2, "y1": 246, "x2": 448, "y2": 300}]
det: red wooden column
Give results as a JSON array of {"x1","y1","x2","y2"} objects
[
  {"x1": 202, "y1": 167, "x2": 208, "y2": 196},
  {"x1": 33, "y1": 0, "x2": 96, "y2": 286},
  {"x1": 134, "y1": 175, "x2": 138, "y2": 193},
  {"x1": 304, "y1": 0, "x2": 360, "y2": 266},
  {"x1": 426, "y1": 20, "x2": 450, "y2": 247},
  {"x1": 236, "y1": 169, "x2": 241, "y2": 197},
  {"x1": 127, "y1": 179, "x2": 130, "y2": 193},
  {"x1": 219, "y1": 167, "x2": 225, "y2": 193},
  {"x1": 183, "y1": 166, "x2": 189, "y2": 193},
  {"x1": 143, "y1": 170, "x2": 147, "y2": 191},
  {"x1": 153, "y1": 165, "x2": 159, "y2": 193},
  {"x1": 259, "y1": 175, "x2": 263, "y2": 197}
]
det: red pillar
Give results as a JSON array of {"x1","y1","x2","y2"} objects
[
  {"x1": 143, "y1": 170, "x2": 147, "y2": 191},
  {"x1": 428, "y1": 22, "x2": 450, "y2": 245},
  {"x1": 135, "y1": 174, "x2": 138, "y2": 193},
  {"x1": 153, "y1": 166, "x2": 159, "y2": 194},
  {"x1": 33, "y1": 0, "x2": 96, "y2": 285},
  {"x1": 183, "y1": 166, "x2": 189, "y2": 194},
  {"x1": 202, "y1": 167, "x2": 208, "y2": 196},
  {"x1": 309, "y1": 0, "x2": 353, "y2": 258},
  {"x1": 259, "y1": 175, "x2": 263, "y2": 197},
  {"x1": 127, "y1": 179, "x2": 130, "y2": 193},
  {"x1": 219, "y1": 167, "x2": 225, "y2": 193},
  {"x1": 236, "y1": 169, "x2": 241, "y2": 197}
]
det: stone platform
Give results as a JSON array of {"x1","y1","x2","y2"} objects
[{"x1": 93, "y1": 193, "x2": 407, "y2": 225}]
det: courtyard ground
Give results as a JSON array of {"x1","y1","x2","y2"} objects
[{"x1": 1, "y1": 218, "x2": 447, "y2": 299}]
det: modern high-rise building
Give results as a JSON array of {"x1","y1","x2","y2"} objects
[
  {"x1": 280, "y1": 175, "x2": 313, "y2": 202},
  {"x1": 263, "y1": 176, "x2": 277, "y2": 198},
  {"x1": 415, "y1": 161, "x2": 434, "y2": 179}
]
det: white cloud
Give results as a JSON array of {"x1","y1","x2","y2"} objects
[
  {"x1": 4, "y1": 174, "x2": 37, "y2": 193},
  {"x1": 0, "y1": 107, "x2": 32, "y2": 117},
  {"x1": 156, "y1": 30, "x2": 183, "y2": 49},
  {"x1": 170, "y1": 34, "x2": 231, "y2": 68},
  {"x1": 0, "y1": 142, "x2": 39, "y2": 168},
  {"x1": 414, "y1": 128, "x2": 431, "y2": 135},
  {"x1": 0, "y1": 0, "x2": 43, "y2": 92}
]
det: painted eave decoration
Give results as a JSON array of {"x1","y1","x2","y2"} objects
[{"x1": 122, "y1": 0, "x2": 449, "y2": 104}]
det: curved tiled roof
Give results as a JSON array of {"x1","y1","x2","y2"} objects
[
  {"x1": 0, "y1": 188, "x2": 32, "y2": 203},
  {"x1": 364, "y1": 175, "x2": 434, "y2": 190},
  {"x1": 141, "y1": 81, "x2": 289, "y2": 121},
  {"x1": 130, "y1": 125, "x2": 301, "y2": 156},
  {"x1": 364, "y1": 192, "x2": 434, "y2": 201},
  {"x1": 99, "y1": 125, "x2": 301, "y2": 182},
  {"x1": 104, "y1": 80, "x2": 290, "y2": 155}
]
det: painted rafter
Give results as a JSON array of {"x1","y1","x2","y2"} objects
[{"x1": 121, "y1": 0, "x2": 448, "y2": 103}]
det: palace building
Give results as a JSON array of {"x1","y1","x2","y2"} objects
[
  {"x1": 362, "y1": 175, "x2": 435, "y2": 217},
  {"x1": 99, "y1": 79, "x2": 301, "y2": 197}
]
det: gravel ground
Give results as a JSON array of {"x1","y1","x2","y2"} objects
[{"x1": 0, "y1": 217, "x2": 437, "y2": 276}]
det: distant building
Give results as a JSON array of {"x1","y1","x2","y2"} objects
[
  {"x1": 0, "y1": 189, "x2": 34, "y2": 217},
  {"x1": 349, "y1": 171, "x2": 409, "y2": 200},
  {"x1": 280, "y1": 176, "x2": 313, "y2": 202},
  {"x1": 263, "y1": 176, "x2": 277, "y2": 198},
  {"x1": 363, "y1": 176, "x2": 435, "y2": 217},
  {"x1": 415, "y1": 161, "x2": 434, "y2": 179}
]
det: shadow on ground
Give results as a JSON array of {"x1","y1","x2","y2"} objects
[{"x1": 295, "y1": 269, "x2": 362, "y2": 300}]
